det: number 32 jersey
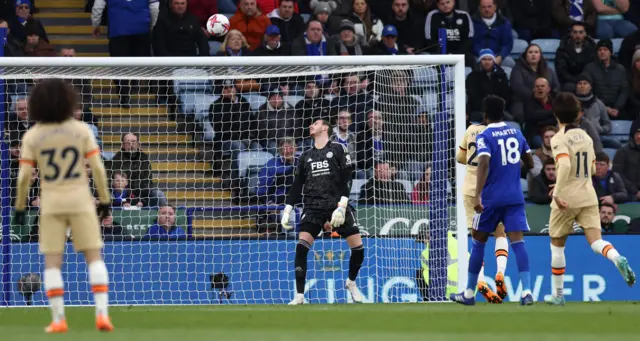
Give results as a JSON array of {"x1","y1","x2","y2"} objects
[
  {"x1": 476, "y1": 122, "x2": 530, "y2": 208},
  {"x1": 20, "y1": 120, "x2": 100, "y2": 215}
]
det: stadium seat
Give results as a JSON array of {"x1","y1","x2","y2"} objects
[
  {"x1": 242, "y1": 93, "x2": 267, "y2": 111},
  {"x1": 398, "y1": 180, "x2": 414, "y2": 195},
  {"x1": 421, "y1": 92, "x2": 439, "y2": 114},
  {"x1": 179, "y1": 93, "x2": 218, "y2": 116},
  {"x1": 502, "y1": 66, "x2": 512, "y2": 80},
  {"x1": 9, "y1": 95, "x2": 26, "y2": 111},
  {"x1": 612, "y1": 38, "x2": 623, "y2": 55},
  {"x1": 465, "y1": 67, "x2": 472, "y2": 78},
  {"x1": 236, "y1": 151, "x2": 273, "y2": 178},
  {"x1": 284, "y1": 95, "x2": 303, "y2": 107},
  {"x1": 245, "y1": 165, "x2": 263, "y2": 196},
  {"x1": 505, "y1": 121, "x2": 522, "y2": 131},
  {"x1": 521, "y1": 178, "x2": 528, "y2": 195},
  {"x1": 413, "y1": 67, "x2": 439, "y2": 87},
  {"x1": 511, "y1": 39, "x2": 528, "y2": 59},
  {"x1": 547, "y1": 60, "x2": 555, "y2": 72},
  {"x1": 531, "y1": 39, "x2": 560, "y2": 60},
  {"x1": 350, "y1": 179, "x2": 367, "y2": 201},
  {"x1": 301, "y1": 14, "x2": 310, "y2": 22},
  {"x1": 208, "y1": 41, "x2": 222, "y2": 55},
  {"x1": 611, "y1": 120, "x2": 633, "y2": 142},
  {"x1": 603, "y1": 148, "x2": 618, "y2": 161},
  {"x1": 512, "y1": 29, "x2": 518, "y2": 40},
  {"x1": 172, "y1": 69, "x2": 212, "y2": 94}
]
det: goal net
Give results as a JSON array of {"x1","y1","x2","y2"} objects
[{"x1": 0, "y1": 56, "x2": 466, "y2": 306}]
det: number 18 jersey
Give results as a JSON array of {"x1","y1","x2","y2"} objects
[
  {"x1": 476, "y1": 122, "x2": 530, "y2": 208},
  {"x1": 20, "y1": 119, "x2": 100, "y2": 215}
]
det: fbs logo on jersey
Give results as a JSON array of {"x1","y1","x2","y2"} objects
[
  {"x1": 311, "y1": 160, "x2": 329, "y2": 170},
  {"x1": 477, "y1": 137, "x2": 486, "y2": 149}
]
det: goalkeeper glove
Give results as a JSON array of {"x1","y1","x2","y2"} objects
[
  {"x1": 13, "y1": 210, "x2": 26, "y2": 226},
  {"x1": 330, "y1": 196, "x2": 349, "y2": 228},
  {"x1": 281, "y1": 205, "x2": 294, "y2": 230},
  {"x1": 97, "y1": 203, "x2": 111, "y2": 220}
]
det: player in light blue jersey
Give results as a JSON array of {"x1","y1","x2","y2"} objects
[{"x1": 450, "y1": 96, "x2": 535, "y2": 306}]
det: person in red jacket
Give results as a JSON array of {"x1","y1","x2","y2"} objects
[
  {"x1": 230, "y1": 0, "x2": 271, "y2": 50},
  {"x1": 256, "y1": 0, "x2": 298, "y2": 16},
  {"x1": 188, "y1": 0, "x2": 218, "y2": 35}
]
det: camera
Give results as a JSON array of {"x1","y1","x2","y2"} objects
[
  {"x1": 17, "y1": 273, "x2": 41, "y2": 305},
  {"x1": 209, "y1": 272, "x2": 232, "y2": 303}
]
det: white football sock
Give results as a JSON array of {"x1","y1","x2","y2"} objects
[
  {"x1": 495, "y1": 236, "x2": 508, "y2": 274},
  {"x1": 478, "y1": 263, "x2": 485, "y2": 283},
  {"x1": 550, "y1": 244, "x2": 566, "y2": 298},
  {"x1": 464, "y1": 289, "x2": 475, "y2": 299},
  {"x1": 44, "y1": 268, "x2": 65, "y2": 323},
  {"x1": 590, "y1": 239, "x2": 620, "y2": 263},
  {"x1": 88, "y1": 260, "x2": 109, "y2": 317}
]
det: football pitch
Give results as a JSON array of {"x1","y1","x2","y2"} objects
[{"x1": 1, "y1": 303, "x2": 639, "y2": 340}]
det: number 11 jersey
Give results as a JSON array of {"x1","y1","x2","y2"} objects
[
  {"x1": 20, "y1": 119, "x2": 100, "y2": 215},
  {"x1": 476, "y1": 122, "x2": 530, "y2": 208}
]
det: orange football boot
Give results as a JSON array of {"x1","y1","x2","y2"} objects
[
  {"x1": 495, "y1": 272, "x2": 508, "y2": 300},
  {"x1": 96, "y1": 314, "x2": 114, "y2": 332},
  {"x1": 477, "y1": 281, "x2": 502, "y2": 303},
  {"x1": 44, "y1": 320, "x2": 68, "y2": 333}
]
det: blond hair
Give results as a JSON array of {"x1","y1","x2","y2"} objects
[{"x1": 220, "y1": 30, "x2": 250, "y2": 51}]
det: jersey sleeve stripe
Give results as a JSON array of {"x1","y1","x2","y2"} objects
[
  {"x1": 85, "y1": 148, "x2": 100, "y2": 158},
  {"x1": 555, "y1": 153, "x2": 569, "y2": 161},
  {"x1": 525, "y1": 149, "x2": 531, "y2": 153},
  {"x1": 459, "y1": 146, "x2": 467, "y2": 151},
  {"x1": 19, "y1": 159, "x2": 35, "y2": 166},
  {"x1": 478, "y1": 152, "x2": 491, "y2": 157}
]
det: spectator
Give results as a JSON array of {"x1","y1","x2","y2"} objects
[
  {"x1": 555, "y1": 22, "x2": 597, "y2": 91},
  {"x1": 528, "y1": 157, "x2": 556, "y2": 204},
  {"x1": 358, "y1": 162, "x2": 410, "y2": 204},
  {"x1": 471, "y1": 0, "x2": 515, "y2": 68},
  {"x1": 267, "y1": 0, "x2": 304, "y2": 46},
  {"x1": 9, "y1": 0, "x2": 47, "y2": 43},
  {"x1": 296, "y1": 79, "x2": 332, "y2": 129},
  {"x1": 152, "y1": 0, "x2": 209, "y2": 56},
  {"x1": 618, "y1": 27, "x2": 640, "y2": 71},
  {"x1": 466, "y1": 49, "x2": 511, "y2": 122},
  {"x1": 411, "y1": 165, "x2": 431, "y2": 204},
  {"x1": 309, "y1": 2, "x2": 332, "y2": 39},
  {"x1": 6, "y1": 97, "x2": 30, "y2": 155},
  {"x1": 575, "y1": 74, "x2": 617, "y2": 148},
  {"x1": 593, "y1": 151, "x2": 629, "y2": 204},
  {"x1": 23, "y1": 23, "x2": 54, "y2": 56},
  {"x1": 187, "y1": 0, "x2": 218, "y2": 31},
  {"x1": 355, "y1": 110, "x2": 386, "y2": 171},
  {"x1": 330, "y1": 73, "x2": 374, "y2": 128},
  {"x1": 510, "y1": 0, "x2": 558, "y2": 41},
  {"x1": 552, "y1": 0, "x2": 597, "y2": 36},
  {"x1": 371, "y1": 25, "x2": 407, "y2": 55},
  {"x1": 215, "y1": 29, "x2": 252, "y2": 56},
  {"x1": 626, "y1": 49, "x2": 640, "y2": 119},
  {"x1": 583, "y1": 39, "x2": 630, "y2": 120},
  {"x1": 528, "y1": 126, "x2": 557, "y2": 182},
  {"x1": 347, "y1": 0, "x2": 384, "y2": 45},
  {"x1": 253, "y1": 24, "x2": 292, "y2": 56},
  {"x1": 292, "y1": 20, "x2": 337, "y2": 56},
  {"x1": 73, "y1": 107, "x2": 101, "y2": 148},
  {"x1": 599, "y1": 203, "x2": 617, "y2": 232},
  {"x1": 101, "y1": 211, "x2": 124, "y2": 237},
  {"x1": 0, "y1": 19, "x2": 23, "y2": 57},
  {"x1": 386, "y1": 0, "x2": 424, "y2": 53},
  {"x1": 577, "y1": 101, "x2": 605, "y2": 153},
  {"x1": 254, "y1": 88, "x2": 301, "y2": 153},
  {"x1": 257, "y1": 0, "x2": 298, "y2": 15},
  {"x1": 592, "y1": 0, "x2": 636, "y2": 39},
  {"x1": 332, "y1": 19, "x2": 369, "y2": 55},
  {"x1": 255, "y1": 137, "x2": 297, "y2": 204},
  {"x1": 523, "y1": 78, "x2": 557, "y2": 144},
  {"x1": 230, "y1": 0, "x2": 271, "y2": 50},
  {"x1": 145, "y1": 205, "x2": 187, "y2": 237},
  {"x1": 92, "y1": 0, "x2": 159, "y2": 108},
  {"x1": 107, "y1": 133, "x2": 168, "y2": 207},
  {"x1": 331, "y1": 109, "x2": 358, "y2": 166},
  {"x1": 425, "y1": 0, "x2": 474, "y2": 66},
  {"x1": 110, "y1": 171, "x2": 144, "y2": 208},
  {"x1": 209, "y1": 79, "x2": 257, "y2": 155},
  {"x1": 510, "y1": 44, "x2": 560, "y2": 124},
  {"x1": 613, "y1": 126, "x2": 640, "y2": 201}
]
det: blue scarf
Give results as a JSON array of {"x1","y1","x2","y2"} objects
[
  {"x1": 226, "y1": 48, "x2": 242, "y2": 56},
  {"x1": 304, "y1": 33, "x2": 326, "y2": 56},
  {"x1": 569, "y1": 0, "x2": 584, "y2": 20},
  {"x1": 386, "y1": 43, "x2": 398, "y2": 55}
]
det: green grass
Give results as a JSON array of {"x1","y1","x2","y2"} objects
[{"x1": 1, "y1": 303, "x2": 640, "y2": 340}]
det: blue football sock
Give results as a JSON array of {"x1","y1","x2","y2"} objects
[
  {"x1": 467, "y1": 239, "x2": 486, "y2": 291},
  {"x1": 511, "y1": 240, "x2": 531, "y2": 292}
]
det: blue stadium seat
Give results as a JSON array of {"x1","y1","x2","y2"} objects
[
  {"x1": 511, "y1": 39, "x2": 528, "y2": 59},
  {"x1": 505, "y1": 121, "x2": 522, "y2": 131},
  {"x1": 502, "y1": 66, "x2": 512, "y2": 80},
  {"x1": 421, "y1": 92, "x2": 439, "y2": 114},
  {"x1": 172, "y1": 69, "x2": 212, "y2": 94},
  {"x1": 547, "y1": 60, "x2": 555, "y2": 72},
  {"x1": 242, "y1": 93, "x2": 267, "y2": 110},
  {"x1": 465, "y1": 67, "x2": 472, "y2": 78},
  {"x1": 612, "y1": 38, "x2": 623, "y2": 55},
  {"x1": 350, "y1": 179, "x2": 367, "y2": 201},
  {"x1": 611, "y1": 120, "x2": 633, "y2": 142},
  {"x1": 301, "y1": 14, "x2": 310, "y2": 22},
  {"x1": 284, "y1": 95, "x2": 303, "y2": 107},
  {"x1": 237, "y1": 151, "x2": 273, "y2": 178},
  {"x1": 603, "y1": 148, "x2": 618, "y2": 161},
  {"x1": 531, "y1": 39, "x2": 560, "y2": 60},
  {"x1": 512, "y1": 29, "x2": 518, "y2": 40},
  {"x1": 521, "y1": 178, "x2": 528, "y2": 195},
  {"x1": 413, "y1": 67, "x2": 439, "y2": 87},
  {"x1": 208, "y1": 41, "x2": 222, "y2": 55},
  {"x1": 179, "y1": 93, "x2": 218, "y2": 115}
]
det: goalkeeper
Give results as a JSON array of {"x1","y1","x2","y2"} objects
[{"x1": 282, "y1": 119, "x2": 364, "y2": 305}]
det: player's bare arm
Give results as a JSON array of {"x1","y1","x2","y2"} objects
[
  {"x1": 86, "y1": 151, "x2": 112, "y2": 219},
  {"x1": 14, "y1": 158, "x2": 35, "y2": 224},
  {"x1": 474, "y1": 154, "x2": 489, "y2": 213},
  {"x1": 522, "y1": 151, "x2": 534, "y2": 170},
  {"x1": 552, "y1": 153, "x2": 570, "y2": 210},
  {"x1": 455, "y1": 146, "x2": 467, "y2": 165}
]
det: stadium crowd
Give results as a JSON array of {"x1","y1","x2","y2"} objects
[{"x1": 3, "y1": 0, "x2": 640, "y2": 236}]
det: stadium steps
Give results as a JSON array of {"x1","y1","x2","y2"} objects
[
  {"x1": 104, "y1": 147, "x2": 201, "y2": 162},
  {"x1": 38, "y1": 0, "x2": 85, "y2": 9},
  {"x1": 102, "y1": 134, "x2": 188, "y2": 144},
  {"x1": 100, "y1": 121, "x2": 178, "y2": 134},
  {"x1": 47, "y1": 26, "x2": 107, "y2": 35}
]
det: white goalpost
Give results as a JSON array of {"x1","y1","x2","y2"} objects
[{"x1": 0, "y1": 55, "x2": 467, "y2": 306}]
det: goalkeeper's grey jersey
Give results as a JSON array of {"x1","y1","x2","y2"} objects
[{"x1": 286, "y1": 142, "x2": 353, "y2": 211}]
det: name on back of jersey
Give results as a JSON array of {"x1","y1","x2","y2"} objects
[{"x1": 489, "y1": 128, "x2": 518, "y2": 137}]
